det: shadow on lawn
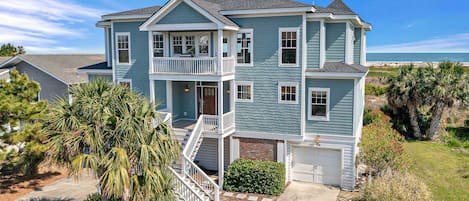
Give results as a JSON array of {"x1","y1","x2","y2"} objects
[{"x1": 0, "y1": 170, "x2": 61, "y2": 194}]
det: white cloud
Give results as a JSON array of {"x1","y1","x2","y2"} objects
[
  {"x1": 0, "y1": 0, "x2": 107, "y2": 54},
  {"x1": 368, "y1": 33, "x2": 469, "y2": 53}
]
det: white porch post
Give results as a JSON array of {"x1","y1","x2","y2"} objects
[
  {"x1": 166, "y1": 80, "x2": 172, "y2": 113},
  {"x1": 149, "y1": 80, "x2": 155, "y2": 103},
  {"x1": 218, "y1": 137, "x2": 224, "y2": 188},
  {"x1": 319, "y1": 19, "x2": 326, "y2": 68},
  {"x1": 218, "y1": 81, "x2": 224, "y2": 133},
  {"x1": 230, "y1": 80, "x2": 235, "y2": 111}
]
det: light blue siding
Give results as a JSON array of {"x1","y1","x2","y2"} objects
[
  {"x1": 154, "y1": 80, "x2": 167, "y2": 110},
  {"x1": 306, "y1": 21, "x2": 320, "y2": 68},
  {"x1": 113, "y1": 21, "x2": 150, "y2": 97},
  {"x1": 231, "y1": 16, "x2": 303, "y2": 135},
  {"x1": 305, "y1": 79, "x2": 354, "y2": 136},
  {"x1": 326, "y1": 23, "x2": 346, "y2": 62},
  {"x1": 353, "y1": 28, "x2": 361, "y2": 64},
  {"x1": 88, "y1": 74, "x2": 112, "y2": 82},
  {"x1": 172, "y1": 81, "x2": 196, "y2": 120},
  {"x1": 158, "y1": 2, "x2": 211, "y2": 24}
]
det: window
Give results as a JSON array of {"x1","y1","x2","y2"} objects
[
  {"x1": 278, "y1": 82, "x2": 298, "y2": 104},
  {"x1": 173, "y1": 36, "x2": 183, "y2": 55},
  {"x1": 308, "y1": 88, "x2": 330, "y2": 121},
  {"x1": 199, "y1": 35, "x2": 209, "y2": 56},
  {"x1": 223, "y1": 37, "x2": 228, "y2": 57},
  {"x1": 237, "y1": 29, "x2": 253, "y2": 65},
  {"x1": 153, "y1": 33, "x2": 164, "y2": 57},
  {"x1": 185, "y1": 36, "x2": 195, "y2": 55},
  {"x1": 279, "y1": 28, "x2": 299, "y2": 66},
  {"x1": 171, "y1": 34, "x2": 209, "y2": 56},
  {"x1": 118, "y1": 79, "x2": 132, "y2": 90},
  {"x1": 235, "y1": 81, "x2": 253, "y2": 102},
  {"x1": 116, "y1": 33, "x2": 130, "y2": 64}
]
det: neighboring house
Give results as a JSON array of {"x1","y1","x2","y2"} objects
[
  {"x1": 83, "y1": 0, "x2": 371, "y2": 198},
  {"x1": 0, "y1": 55, "x2": 105, "y2": 102},
  {"x1": 0, "y1": 57, "x2": 11, "y2": 80}
]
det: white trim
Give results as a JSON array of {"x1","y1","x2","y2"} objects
[
  {"x1": 300, "y1": 14, "x2": 306, "y2": 137},
  {"x1": 169, "y1": 32, "x2": 212, "y2": 57},
  {"x1": 105, "y1": 28, "x2": 110, "y2": 67},
  {"x1": 228, "y1": 12, "x2": 308, "y2": 18},
  {"x1": 308, "y1": 87, "x2": 330, "y2": 121},
  {"x1": 149, "y1": 74, "x2": 234, "y2": 82},
  {"x1": 234, "y1": 131, "x2": 303, "y2": 141},
  {"x1": 278, "y1": 27, "x2": 300, "y2": 67},
  {"x1": 360, "y1": 28, "x2": 366, "y2": 65},
  {"x1": 148, "y1": 32, "x2": 154, "y2": 74},
  {"x1": 147, "y1": 23, "x2": 218, "y2": 31},
  {"x1": 117, "y1": 78, "x2": 132, "y2": 89},
  {"x1": 115, "y1": 32, "x2": 131, "y2": 65},
  {"x1": 111, "y1": 22, "x2": 116, "y2": 82},
  {"x1": 236, "y1": 29, "x2": 254, "y2": 67},
  {"x1": 0, "y1": 56, "x2": 69, "y2": 85},
  {"x1": 319, "y1": 20, "x2": 326, "y2": 68},
  {"x1": 234, "y1": 81, "x2": 253, "y2": 103},
  {"x1": 149, "y1": 80, "x2": 155, "y2": 103},
  {"x1": 345, "y1": 22, "x2": 353, "y2": 64},
  {"x1": 0, "y1": 69, "x2": 10, "y2": 76},
  {"x1": 220, "y1": 7, "x2": 314, "y2": 15},
  {"x1": 166, "y1": 80, "x2": 173, "y2": 113},
  {"x1": 96, "y1": 21, "x2": 111, "y2": 28},
  {"x1": 305, "y1": 72, "x2": 367, "y2": 78},
  {"x1": 278, "y1": 82, "x2": 299, "y2": 104},
  {"x1": 306, "y1": 13, "x2": 372, "y2": 31},
  {"x1": 102, "y1": 14, "x2": 152, "y2": 21}
]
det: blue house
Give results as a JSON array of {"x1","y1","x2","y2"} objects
[{"x1": 80, "y1": 0, "x2": 371, "y2": 199}]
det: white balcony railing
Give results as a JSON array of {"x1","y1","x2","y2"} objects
[{"x1": 152, "y1": 57, "x2": 235, "y2": 76}]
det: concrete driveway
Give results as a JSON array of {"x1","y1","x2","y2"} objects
[
  {"x1": 278, "y1": 182, "x2": 340, "y2": 201},
  {"x1": 16, "y1": 173, "x2": 98, "y2": 201}
]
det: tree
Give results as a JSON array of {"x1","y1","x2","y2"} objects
[
  {"x1": 46, "y1": 79, "x2": 180, "y2": 201},
  {"x1": 424, "y1": 62, "x2": 469, "y2": 140},
  {"x1": 387, "y1": 65, "x2": 425, "y2": 139},
  {"x1": 0, "y1": 43, "x2": 26, "y2": 56},
  {"x1": 0, "y1": 70, "x2": 48, "y2": 175}
]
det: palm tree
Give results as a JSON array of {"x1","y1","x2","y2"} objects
[
  {"x1": 45, "y1": 79, "x2": 180, "y2": 201},
  {"x1": 424, "y1": 62, "x2": 469, "y2": 140},
  {"x1": 387, "y1": 65, "x2": 425, "y2": 139}
]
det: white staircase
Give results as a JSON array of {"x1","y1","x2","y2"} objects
[{"x1": 158, "y1": 112, "x2": 220, "y2": 201}]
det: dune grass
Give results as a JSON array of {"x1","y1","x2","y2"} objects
[{"x1": 404, "y1": 141, "x2": 469, "y2": 201}]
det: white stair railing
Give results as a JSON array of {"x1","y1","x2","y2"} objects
[
  {"x1": 169, "y1": 167, "x2": 207, "y2": 201},
  {"x1": 222, "y1": 111, "x2": 235, "y2": 132}
]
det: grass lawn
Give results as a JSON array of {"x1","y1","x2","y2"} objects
[{"x1": 404, "y1": 141, "x2": 469, "y2": 201}]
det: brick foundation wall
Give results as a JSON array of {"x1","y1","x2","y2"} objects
[{"x1": 238, "y1": 137, "x2": 278, "y2": 161}]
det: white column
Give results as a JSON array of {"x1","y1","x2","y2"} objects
[
  {"x1": 230, "y1": 31, "x2": 237, "y2": 58},
  {"x1": 149, "y1": 80, "x2": 155, "y2": 103},
  {"x1": 360, "y1": 28, "x2": 367, "y2": 66},
  {"x1": 217, "y1": 29, "x2": 224, "y2": 73},
  {"x1": 230, "y1": 136, "x2": 239, "y2": 163},
  {"x1": 218, "y1": 81, "x2": 224, "y2": 133},
  {"x1": 166, "y1": 80, "x2": 172, "y2": 113},
  {"x1": 319, "y1": 20, "x2": 326, "y2": 68},
  {"x1": 218, "y1": 137, "x2": 224, "y2": 188},
  {"x1": 277, "y1": 141, "x2": 285, "y2": 163},
  {"x1": 230, "y1": 80, "x2": 235, "y2": 111},
  {"x1": 345, "y1": 22, "x2": 353, "y2": 64}
]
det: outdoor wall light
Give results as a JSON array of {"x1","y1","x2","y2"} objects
[
  {"x1": 226, "y1": 89, "x2": 231, "y2": 94},
  {"x1": 184, "y1": 85, "x2": 190, "y2": 93}
]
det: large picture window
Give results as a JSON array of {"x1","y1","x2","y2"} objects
[
  {"x1": 171, "y1": 33, "x2": 210, "y2": 57},
  {"x1": 237, "y1": 29, "x2": 253, "y2": 65},
  {"x1": 153, "y1": 33, "x2": 164, "y2": 57},
  {"x1": 279, "y1": 28, "x2": 299, "y2": 66},
  {"x1": 116, "y1": 32, "x2": 130, "y2": 64},
  {"x1": 308, "y1": 88, "x2": 330, "y2": 121},
  {"x1": 235, "y1": 81, "x2": 253, "y2": 102}
]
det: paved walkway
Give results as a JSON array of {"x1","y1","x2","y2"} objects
[
  {"x1": 16, "y1": 173, "x2": 98, "y2": 201},
  {"x1": 277, "y1": 182, "x2": 339, "y2": 201}
]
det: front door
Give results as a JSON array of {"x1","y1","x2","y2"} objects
[{"x1": 198, "y1": 87, "x2": 217, "y2": 116}]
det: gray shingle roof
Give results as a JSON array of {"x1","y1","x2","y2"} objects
[
  {"x1": 306, "y1": 62, "x2": 368, "y2": 73},
  {"x1": 0, "y1": 57, "x2": 11, "y2": 65},
  {"x1": 79, "y1": 61, "x2": 109, "y2": 70},
  {"x1": 1, "y1": 55, "x2": 105, "y2": 84},
  {"x1": 313, "y1": 0, "x2": 356, "y2": 15},
  {"x1": 103, "y1": 6, "x2": 161, "y2": 18},
  {"x1": 202, "y1": 0, "x2": 311, "y2": 10},
  {"x1": 192, "y1": 0, "x2": 238, "y2": 26}
]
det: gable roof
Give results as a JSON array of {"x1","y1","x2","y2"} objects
[
  {"x1": 0, "y1": 55, "x2": 105, "y2": 84},
  {"x1": 324, "y1": 0, "x2": 356, "y2": 15},
  {"x1": 202, "y1": 0, "x2": 311, "y2": 10},
  {"x1": 102, "y1": 6, "x2": 162, "y2": 19}
]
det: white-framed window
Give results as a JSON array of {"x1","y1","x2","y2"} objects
[
  {"x1": 116, "y1": 32, "x2": 131, "y2": 64},
  {"x1": 223, "y1": 37, "x2": 229, "y2": 57},
  {"x1": 152, "y1": 33, "x2": 164, "y2": 57},
  {"x1": 235, "y1": 81, "x2": 253, "y2": 102},
  {"x1": 236, "y1": 29, "x2": 253, "y2": 66},
  {"x1": 308, "y1": 88, "x2": 330, "y2": 121},
  {"x1": 117, "y1": 79, "x2": 132, "y2": 90},
  {"x1": 278, "y1": 82, "x2": 299, "y2": 104},
  {"x1": 170, "y1": 33, "x2": 211, "y2": 57},
  {"x1": 173, "y1": 36, "x2": 183, "y2": 55},
  {"x1": 199, "y1": 35, "x2": 209, "y2": 56},
  {"x1": 279, "y1": 28, "x2": 299, "y2": 67}
]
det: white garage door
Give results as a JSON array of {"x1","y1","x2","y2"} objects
[{"x1": 292, "y1": 147, "x2": 342, "y2": 186}]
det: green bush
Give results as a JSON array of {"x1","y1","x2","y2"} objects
[
  {"x1": 83, "y1": 193, "x2": 120, "y2": 201},
  {"x1": 361, "y1": 171, "x2": 432, "y2": 201},
  {"x1": 365, "y1": 84, "x2": 387, "y2": 96},
  {"x1": 224, "y1": 159, "x2": 285, "y2": 195},
  {"x1": 465, "y1": 119, "x2": 469, "y2": 128},
  {"x1": 363, "y1": 108, "x2": 388, "y2": 126},
  {"x1": 358, "y1": 121, "x2": 407, "y2": 175}
]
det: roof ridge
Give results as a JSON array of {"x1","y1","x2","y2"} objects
[{"x1": 326, "y1": 0, "x2": 356, "y2": 15}]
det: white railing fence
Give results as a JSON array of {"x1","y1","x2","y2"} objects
[
  {"x1": 152, "y1": 57, "x2": 235, "y2": 76},
  {"x1": 183, "y1": 156, "x2": 219, "y2": 201},
  {"x1": 155, "y1": 111, "x2": 172, "y2": 128},
  {"x1": 222, "y1": 111, "x2": 235, "y2": 132},
  {"x1": 169, "y1": 167, "x2": 207, "y2": 201},
  {"x1": 202, "y1": 115, "x2": 219, "y2": 134}
]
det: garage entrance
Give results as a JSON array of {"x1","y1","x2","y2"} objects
[{"x1": 291, "y1": 146, "x2": 342, "y2": 186}]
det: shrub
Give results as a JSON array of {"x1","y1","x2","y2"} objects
[
  {"x1": 363, "y1": 108, "x2": 388, "y2": 126},
  {"x1": 365, "y1": 84, "x2": 387, "y2": 96},
  {"x1": 465, "y1": 119, "x2": 469, "y2": 128},
  {"x1": 224, "y1": 159, "x2": 285, "y2": 195},
  {"x1": 358, "y1": 121, "x2": 407, "y2": 174},
  {"x1": 361, "y1": 171, "x2": 432, "y2": 201},
  {"x1": 83, "y1": 193, "x2": 120, "y2": 201}
]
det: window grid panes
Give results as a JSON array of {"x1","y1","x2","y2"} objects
[
  {"x1": 153, "y1": 34, "x2": 164, "y2": 57},
  {"x1": 281, "y1": 31, "x2": 297, "y2": 64},
  {"x1": 173, "y1": 36, "x2": 183, "y2": 55},
  {"x1": 236, "y1": 84, "x2": 252, "y2": 101},
  {"x1": 117, "y1": 34, "x2": 129, "y2": 63},
  {"x1": 280, "y1": 85, "x2": 297, "y2": 103},
  {"x1": 237, "y1": 32, "x2": 252, "y2": 64},
  {"x1": 223, "y1": 37, "x2": 228, "y2": 57},
  {"x1": 199, "y1": 35, "x2": 209, "y2": 56},
  {"x1": 185, "y1": 36, "x2": 195, "y2": 55},
  {"x1": 311, "y1": 90, "x2": 327, "y2": 117}
]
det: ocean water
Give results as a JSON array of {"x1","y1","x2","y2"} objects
[{"x1": 367, "y1": 53, "x2": 469, "y2": 62}]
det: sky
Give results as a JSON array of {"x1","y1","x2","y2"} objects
[{"x1": 0, "y1": 0, "x2": 468, "y2": 54}]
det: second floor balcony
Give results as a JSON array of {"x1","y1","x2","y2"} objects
[{"x1": 151, "y1": 56, "x2": 235, "y2": 76}]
